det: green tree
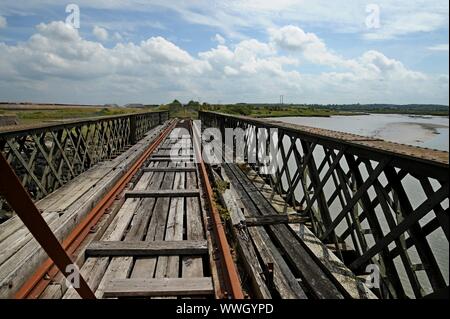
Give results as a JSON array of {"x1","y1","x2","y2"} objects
[
  {"x1": 169, "y1": 99, "x2": 182, "y2": 108},
  {"x1": 187, "y1": 100, "x2": 201, "y2": 110}
]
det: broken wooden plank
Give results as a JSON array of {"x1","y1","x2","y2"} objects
[
  {"x1": 217, "y1": 169, "x2": 272, "y2": 298},
  {"x1": 219, "y1": 164, "x2": 306, "y2": 299},
  {"x1": 226, "y1": 163, "x2": 344, "y2": 299},
  {"x1": 242, "y1": 164, "x2": 377, "y2": 299},
  {"x1": 103, "y1": 277, "x2": 214, "y2": 298},
  {"x1": 245, "y1": 214, "x2": 309, "y2": 227},
  {"x1": 86, "y1": 240, "x2": 208, "y2": 257},
  {"x1": 125, "y1": 189, "x2": 200, "y2": 198}
]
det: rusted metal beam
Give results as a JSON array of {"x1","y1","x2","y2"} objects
[
  {"x1": 350, "y1": 184, "x2": 449, "y2": 270},
  {"x1": 0, "y1": 152, "x2": 96, "y2": 299}
]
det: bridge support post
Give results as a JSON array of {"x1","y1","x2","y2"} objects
[{"x1": 129, "y1": 115, "x2": 137, "y2": 145}]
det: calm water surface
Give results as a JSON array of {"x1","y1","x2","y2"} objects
[{"x1": 272, "y1": 113, "x2": 449, "y2": 151}]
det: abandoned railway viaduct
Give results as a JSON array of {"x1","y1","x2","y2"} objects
[{"x1": 0, "y1": 110, "x2": 448, "y2": 299}]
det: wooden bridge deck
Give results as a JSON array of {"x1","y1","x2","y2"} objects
[{"x1": 60, "y1": 121, "x2": 215, "y2": 298}]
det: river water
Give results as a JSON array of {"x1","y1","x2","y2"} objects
[
  {"x1": 270, "y1": 113, "x2": 449, "y2": 297},
  {"x1": 272, "y1": 114, "x2": 449, "y2": 151}
]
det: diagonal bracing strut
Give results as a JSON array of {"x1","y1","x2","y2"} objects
[{"x1": 0, "y1": 152, "x2": 96, "y2": 299}]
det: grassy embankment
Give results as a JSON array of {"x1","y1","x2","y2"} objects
[
  {"x1": 204, "y1": 105, "x2": 356, "y2": 117},
  {"x1": 0, "y1": 106, "x2": 153, "y2": 130}
]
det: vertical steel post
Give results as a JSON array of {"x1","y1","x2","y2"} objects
[{"x1": 129, "y1": 114, "x2": 137, "y2": 145}]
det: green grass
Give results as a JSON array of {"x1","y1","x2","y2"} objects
[
  {"x1": 1, "y1": 107, "x2": 149, "y2": 127},
  {"x1": 168, "y1": 109, "x2": 199, "y2": 119},
  {"x1": 199, "y1": 105, "x2": 356, "y2": 118}
]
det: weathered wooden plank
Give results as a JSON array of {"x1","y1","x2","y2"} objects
[
  {"x1": 86, "y1": 240, "x2": 208, "y2": 257},
  {"x1": 150, "y1": 154, "x2": 194, "y2": 159},
  {"x1": 153, "y1": 168, "x2": 185, "y2": 301},
  {"x1": 248, "y1": 226, "x2": 308, "y2": 299},
  {"x1": 39, "y1": 200, "x2": 116, "y2": 299},
  {"x1": 0, "y1": 169, "x2": 115, "y2": 264},
  {"x1": 182, "y1": 171, "x2": 205, "y2": 278},
  {"x1": 243, "y1": 164, "x2": 377, "y2": 299},
  {"x1": 61, "y1": 137, "x2": 168, "y2": 299},
  {"x1": 0, "y1": 212, "x2": 58, "y2": 266},
  {"x1": 0, "y1": 164, "x2": 113, "y2": 246},
  {"x1": 125, "y1": 189, "x2": 200, "y2": 198},
  {"x1": 245, "y1": 214, "x2": 309, "y2": 226},
  {"x1": 130, "y1": 162, "x2": 175, "y2": 278},
  {"x1": 226, "y1": 163, "x2": 344, "y2": 299},
  {"x1": 92, "y1": 163, "x2": 164, "y2": 299},
  {"x1": 216, "y1": 168, "x2": 271, "y2": 298},
  {"x1": 148, "y1": 157, "x2": 193, "y2": 162},
  {"x1": 220, "y1": 164, "x2": 308, "y2": 299},
  {"x1": 103, "y1": 278, "x2": 214, "y2": 297},
  {"x1": 2, "y1": 164, "x2": 139, "y2": 298},
  {"x1": 143, "y1": 167, "x2": 196, "y2": 173}
]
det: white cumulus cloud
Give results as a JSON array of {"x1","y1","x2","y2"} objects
[
  {"x1": 213, "y1": 34, "x2": 226, "y2": 45},
  {"x1": 93, "y1": 26, "x2": 109, "y2": 42},
  {"x1": 0, "y1": 21, "x2": 447, "y2": 105}
]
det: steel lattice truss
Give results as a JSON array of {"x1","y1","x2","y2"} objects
[
  {"x1": 200, "y1": 111, "x2": 449, "y2": 299},
  {"x1": 0, "y1": 112, "x2": 168, "y2": 201}
]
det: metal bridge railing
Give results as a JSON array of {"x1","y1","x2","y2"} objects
[
  {"x1": 0, "y1": 111, "x2": 168, "y2": 202},
  {"x1": 199, "y1": 111, "x2": 449, "y2": 299}
]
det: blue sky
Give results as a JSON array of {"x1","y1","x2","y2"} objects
[{"x1": 0, "y1": 1, "x2": 448, "y2": 105}]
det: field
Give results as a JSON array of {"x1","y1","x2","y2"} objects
[
  {"x1": 0, "y1": 104, "x2": 152, "y2": 132},
  {"x1": 199, "y1": 105, "x2": 357, "y2": 117}
]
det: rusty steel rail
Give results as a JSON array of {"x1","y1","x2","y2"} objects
[
  {"x1": 0, "y1": 153, "x2": 95, "y2": 299},
  {"x1": 0, "y1": 111, "x2": 169, "y2": 204},
  {"x1": 199, "y1": 111, "x2": 449, "y2": 299},
  {"x1": 14, "y1": 120, "x2": 177, "y2": 299},
  {"x1": 190, "y1": 120, "x2": 245, "y2": 299}
]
